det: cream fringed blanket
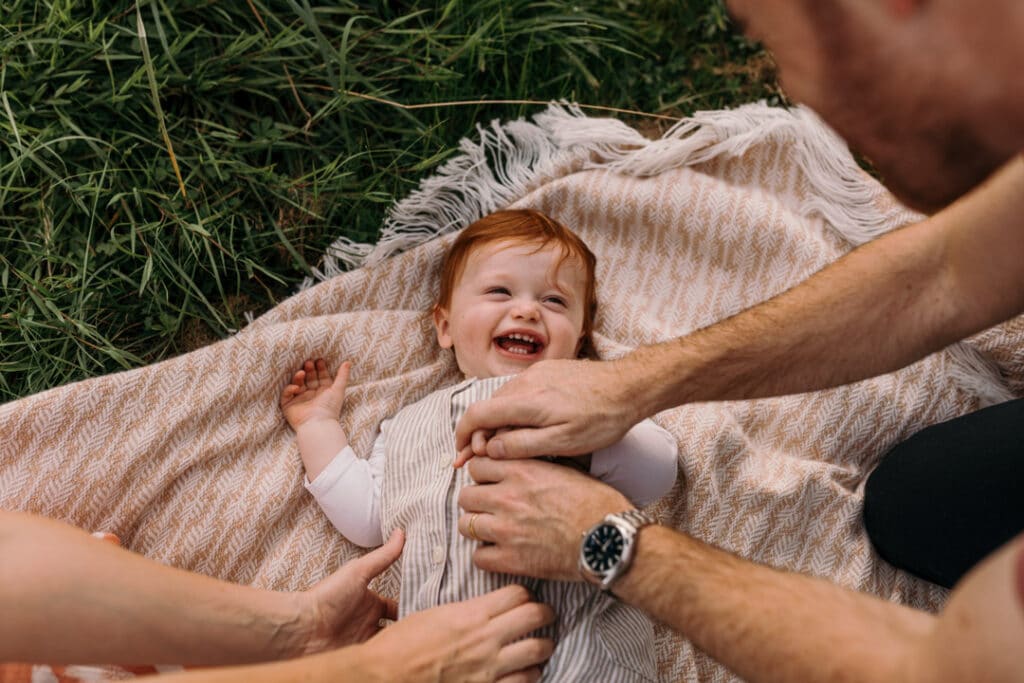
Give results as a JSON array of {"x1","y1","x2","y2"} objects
[{"x1": 3, "y1": 103, "x2": 1023, "y2": 681}]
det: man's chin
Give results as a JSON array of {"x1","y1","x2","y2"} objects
[
  {"x1": 880, "y1": 151, "x2": 1010, "y2": 214},
  {"x1": 853, "y1": 120, "x2": 1015, "y2": 214}
]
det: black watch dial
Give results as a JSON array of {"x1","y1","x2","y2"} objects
[{"x1": 582, "y1": 523, "x2": 625, "y2": 572}]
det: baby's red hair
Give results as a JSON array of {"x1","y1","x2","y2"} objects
[{"x1": 435, "y1": 209, "x2": 598, "y2": 356}]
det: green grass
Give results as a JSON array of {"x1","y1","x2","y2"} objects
[{"x1": 0, "y1": 0, "x2": 778, "y2": 401}]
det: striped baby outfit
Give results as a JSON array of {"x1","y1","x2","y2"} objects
[{"x1": 381, "y1": 376, "x2": 658, "y2": 682}]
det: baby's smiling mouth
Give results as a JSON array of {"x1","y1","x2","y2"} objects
[{"x1": 494, "y1": 332, "x2": 544, "y2": 356}]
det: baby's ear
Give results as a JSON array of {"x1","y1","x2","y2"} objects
[{"x1": 433, "y1": 305, "x2": 453, "y2": 349}]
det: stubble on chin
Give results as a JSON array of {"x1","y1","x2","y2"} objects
[{"x1": 810, "y1": 28, "x2": 1009, "y2": 212}]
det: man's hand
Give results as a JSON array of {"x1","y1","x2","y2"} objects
[
  {"x1": 453, "y1": 358, "x2": 639, "y2": 466},
  {"x1": 457, "y1": 458, "x2": 631, "y2": 581},
  {"x1": 280, "y1": 359, "x2": 350, "y2": 430},
  {"x1": 293, "y1": 529, "x2": 403, "y2": 654},
  {"x1": 362, "y1": 584, "x2": 555, "y2": 683}
]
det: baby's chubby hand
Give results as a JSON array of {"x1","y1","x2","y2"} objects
[{"x1": 280, "y1": 359, "x2": 351, "y2": 430}]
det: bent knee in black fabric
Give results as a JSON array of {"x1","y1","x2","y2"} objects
[{"x1": 864, "y1": 398, "x2": 1024, "y2": 589}]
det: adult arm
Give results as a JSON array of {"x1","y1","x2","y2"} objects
[
  {"x1": 0, "y1": 511, "x2": 400, "y2": 665},
  {"x1": 455, "y1": 156, "x2": 1024, "y2": 460},
  {"x1": 157, "y1": 585, "x2": 555, "y2": 683},
  {"x1": 457, "y1": 457, "x2": 1024, "y2": 683}
]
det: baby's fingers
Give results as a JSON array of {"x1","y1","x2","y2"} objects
[
  {"x1": 308, "y1": 359, "x2": 325, "y2": 387},
  {"x1": 280, "y1": 373, "x2": 307, "y2": 406},
  {"x1": 334, "y1": 361, "x2": 351, "y2": 388},
  {"x1": 327, "y1": 361, "x2": 352, "y2": 400}
]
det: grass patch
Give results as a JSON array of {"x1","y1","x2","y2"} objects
[{"x1": 0, "y1": 0, "x2": 777, "y2": 401}]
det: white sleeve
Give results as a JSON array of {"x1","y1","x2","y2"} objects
[
  {"x1": 589, "y1": 419, "x2": 679, "y2": 508},
  {"x1": 303, "y1": 434, "x2": 385, "y2": 548}
]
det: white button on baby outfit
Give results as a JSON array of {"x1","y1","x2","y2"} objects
[{"x1": 431, "y1": 545, "x2": 445, "y2": 564}]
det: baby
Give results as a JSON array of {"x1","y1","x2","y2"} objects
[{"x1": 281, "y1": 209, "x2": 677, "y2": 682}]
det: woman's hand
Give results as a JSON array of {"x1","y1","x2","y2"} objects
[
  {"x1": 360, "y1": 584, "x2": 555, "y2": 683},
  {"x1": 293, "y1": 529, "x2": 404, "y2": 654}
]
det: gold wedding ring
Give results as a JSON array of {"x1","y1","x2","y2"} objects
[{"x1": 468, "y1": 513, "x2": 480, "y2": 541}]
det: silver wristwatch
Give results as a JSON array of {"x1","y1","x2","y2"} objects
[{"x1": 578, "y1": 509, "x2": 655, "y2": 591}]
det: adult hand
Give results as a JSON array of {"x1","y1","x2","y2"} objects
[
  {"x1": 293, "y1": 529, "x2": 403, "y2": 654},
  {"x1": 362, "y1": 584, "x2": 555, "y2": 683},
  {"x1": 453, "y1": 358, "x2": 640, "y2": 466},
  {"x1": 457, "y1": 458, "x2": 631, "y2": 581}
]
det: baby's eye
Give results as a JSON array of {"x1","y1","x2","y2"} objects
[
  {"x1": 486, "y1": 287, "x2": 511, "y2": 296},
  {"x1": 544, "y1": 295, "x2": 567, "y2": 307}
]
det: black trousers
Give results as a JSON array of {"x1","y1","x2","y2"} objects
[{"x1": 863, "y1": 397, "x2": 1024, "y2": 588}]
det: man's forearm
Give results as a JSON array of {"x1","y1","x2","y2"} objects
[
  {"x1": 614, "y1": 526, "x2": 934, "y2": 682},
  {"x1": 628, "y1": 218, "x2": 950, "y2": 415},
  {"x1": 625, "y1": 158, "x2": 1024, "y2": 418},
  {"x1": 0, "y1": 511, "x2": 305, "y2": 665}
]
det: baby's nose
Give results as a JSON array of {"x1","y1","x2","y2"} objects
[{"x1": 511, "y1": 300, "x2": 541, "y2": 320}]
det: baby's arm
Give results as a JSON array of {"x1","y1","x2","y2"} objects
[
  {"x1": 281, "y1": 359, "x2": 383, "y2": 547},
  {"x1": 589, "y1": 419, "x2": 679, "y2": 507},
  {"x1": 281, "y1": 359, "x2": 352, "y2": 480},
  {"x1": 304, "y1": 436, "x2": 384, "y2": 548}
]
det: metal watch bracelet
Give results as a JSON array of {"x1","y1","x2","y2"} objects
[{"x1": 579, "y1": 508, "x2": 655, "y2": 591}]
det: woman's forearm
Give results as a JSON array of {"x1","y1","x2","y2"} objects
[
  {"x1": 155, "y1": 648, "x2": 376, "y2": 683},
  {"x1": 0, "y1": 511, "x2": 305, "y2": 665}
]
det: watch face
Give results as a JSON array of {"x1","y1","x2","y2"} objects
[{"x1": 582, "y1": 524, "x2": 625, "y2": 572}]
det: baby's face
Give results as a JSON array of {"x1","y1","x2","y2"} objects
[{"x1": 434, "y1": 239, "x2": 588, "y2": 379}]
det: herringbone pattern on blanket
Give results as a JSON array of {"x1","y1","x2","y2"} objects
[{"x1": 2, "y1": 105, "x2": 1021, "y2": 682}]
